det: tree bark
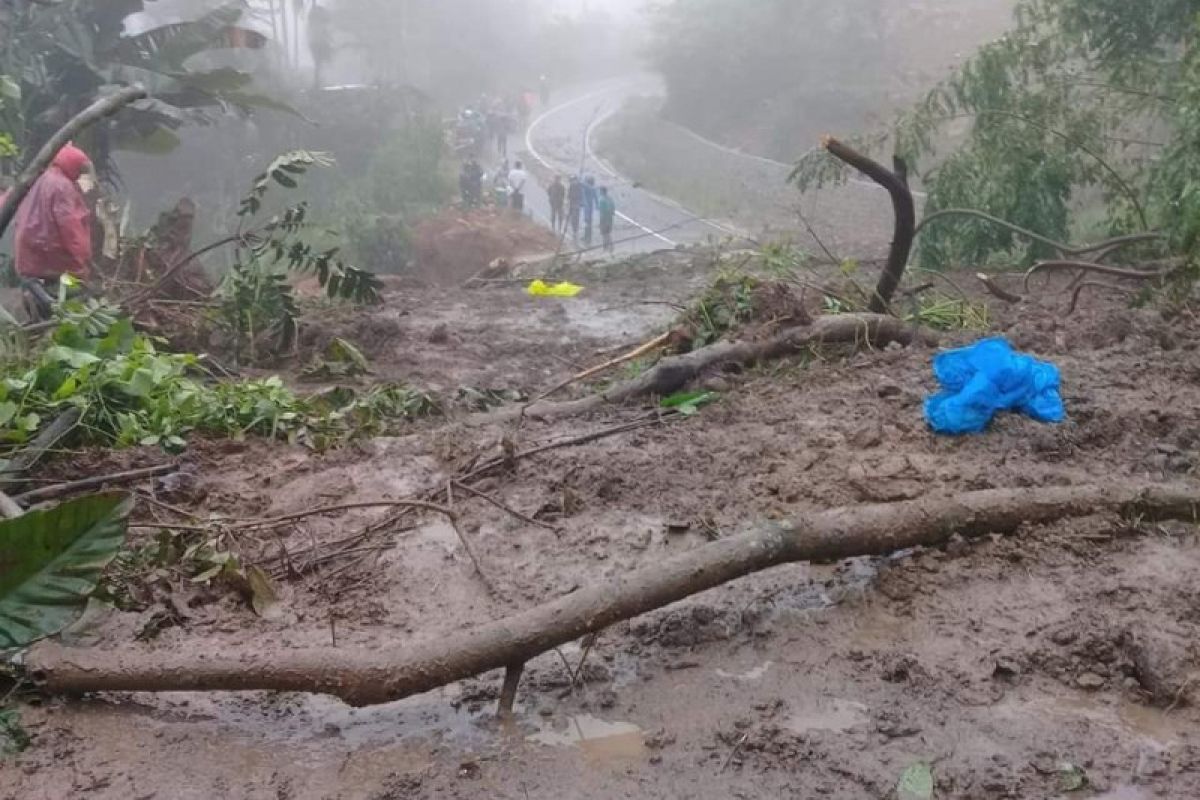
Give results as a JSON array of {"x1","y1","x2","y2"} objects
[
  {"x1": 483, "y1": 313, "x2": 932, "y2": 423},
  {"x1": 26, "y1": 483, "x2": 1199, "y2": 707},
  {"x1": 822, "y1": 137, "x2": 916, "y2": 313},
  {"x1": 0, "y1": 86, "x2": 147, "y2": 241}
]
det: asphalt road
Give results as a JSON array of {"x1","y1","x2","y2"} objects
[{"x1": 516, "y1": 78, "x2": 745, "y2": 257}]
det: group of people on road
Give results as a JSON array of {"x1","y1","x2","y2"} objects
[
  {"x1": 454, "y1": 74, "x2": 619, "y2": 254},
  {"x1": 547, "y1": 174, "x2": 616, "y2": 253},
  {"x1": 459, "y1": 156, "x2": 530, "y2": 213}
]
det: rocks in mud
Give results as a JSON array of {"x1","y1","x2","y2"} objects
[
  {"x1": 427, "y1": 323, "x2": 449, "y2": 344},
  {"x1": 631, "y1": 602, "x2": 760, "y2": 649},
  {"x1": 1120, "y1": 627, "x2": 1199, "y2": 707},
  {"x1": 1075, "y1": 672, "x2": 1107, "y2": 691}
]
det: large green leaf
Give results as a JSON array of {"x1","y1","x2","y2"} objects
[
  {"x1": 114, "y1": 5, "x2": 266, "y2": 70},
  {"x1": 0, "y1": 494, "x2": 132, "y2": 650}
]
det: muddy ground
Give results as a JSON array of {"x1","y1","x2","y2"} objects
[{"x1": 3, "y1": 250, "x2": 1199, "y2": 800}]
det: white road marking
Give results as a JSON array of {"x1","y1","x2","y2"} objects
[{"x1": 527, "y1": 87, "x2": 678, "y2": 247}]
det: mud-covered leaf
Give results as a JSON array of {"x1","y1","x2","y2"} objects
[
  {"x1": 245, "y1": 565, "x2": 278, "y2": 617},
  {"x1": 1059, "y1": 762, "x2": 1088, "y2": 792},
  {"x1": 0, "y1": 494, "x2": 132, "y2": 649},
  {"x1": 896, "y1": 761, "x2": 934, "y2": 800},
  {"x1": 0, "y1": 707, "x2": 29, "y2": 756}
]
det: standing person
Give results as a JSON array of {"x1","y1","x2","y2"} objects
[
  {"x1": 596, "y1": 187, "x2": 617, "y2": 253},
  {"x1": 581, "y1": 176, "x2": 597, "y2": 245},
  {"x1": 5, "y1": 144, "x2": 94, "y2": 320},
  {"x1": 539, "y1": 75, "x2": 551, "y2": 107},
  {"x1": 460, "y1": 157, "x2": 483, "y2": 208},
  {"x1": 507, "y1": 160, "x2": 529, "y2": 213},
  {"x1": 566, "y1": 175, "x2": 584, "y2": 241},
  {"x1": 547, "y1": 175, "x2": 566, "y2": 233}
]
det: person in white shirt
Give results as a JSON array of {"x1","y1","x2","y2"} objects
[{"x1": 507, "y1": 160, "x2": 529, "y2": 213}]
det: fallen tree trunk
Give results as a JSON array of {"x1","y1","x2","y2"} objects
[
  {"x1": 484, "y1": 313, "x2": 930, "y2": 423},
  {"x1": 26, "y1": 483, "x2": 1199, "y2": 707}
]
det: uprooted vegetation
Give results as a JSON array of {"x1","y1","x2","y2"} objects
[{"x1": 3, "y1": 233, "x2": 1200, "y2": 797}]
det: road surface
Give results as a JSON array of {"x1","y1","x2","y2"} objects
[{"x1": 515, "y1": 78, "x2": 745, "y2": 257}]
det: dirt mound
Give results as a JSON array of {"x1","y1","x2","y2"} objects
[{"x1": 411, "y1": 208, "x2": 558, "y2": 286}]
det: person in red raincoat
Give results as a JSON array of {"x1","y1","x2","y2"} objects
[
  {"x1": 0, "y1": 144, "x2": 93, "y2": 319},
  {"x1": 11, "y1": 144, "x2": 94, "y2": 283}
]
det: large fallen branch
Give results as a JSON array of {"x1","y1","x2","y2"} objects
[
  {"x1": 486, "y1": 313, "x2": 929, "y2": 423},
  {"x1": 822, "y1": 137, "x2": 915, "y2": 313},
  {"x1": 0, "y1": 86, "x2": 147, "y2": 240},
  {"x1": 25, "y1": 483, "x2": 1198, "y2": 707}
]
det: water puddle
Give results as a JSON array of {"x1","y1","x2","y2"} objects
[
  {"x1": 785, "y1": 697, "x2": 870, "y2": 734},
  {"x1": 716, "y1": 661, "x2": 772, "y2": 681},
  {"x1": 528, "y1": 714, "x2": 647, "y2": 763},
  {"x1": 1005, "y1": 694, "x2": 1188, "y2": 750},
  {"x1": 1092, "y1": 787, "x2": 1151, "y2": 800}
]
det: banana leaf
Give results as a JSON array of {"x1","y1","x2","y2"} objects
[{"x1": 0, "y1": 493, "x2": 132, "y2": 650}]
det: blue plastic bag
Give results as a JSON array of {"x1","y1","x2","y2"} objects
[{"x1": 924, "y1": 337, "x2": 1065, "y2": 435}]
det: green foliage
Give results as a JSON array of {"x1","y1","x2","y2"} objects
[
  {"x1": 0, "y1": 1, "x2": 280, "y2": 177},
  {"x1": 97, "y1": 527, "x2": 277, "y2": 618},
  {"x1": 908, "y1": 294, "x2": 991, "y2": 331},
  {"x1": 0, "y1": 493, "x2": 131, "y2": 650},
  {"x1": 659, "y1": 390, "x2": 717, "y2": 416},
  {"x1": 218, "y1": 151, "x2": 382, "y2": 362},
  {"x1": 0, "y1": 305, "x2": 436, "y2": 452},
  {"x1": 0, "y1": 707, "x2": 29, "y2": 756},
  {"x1": 896, "y1": 762, "x2": 935, "y2": 800},
  {"x1": 796, "y1": 0, "x2": 1200, "y2": 272},
  {"x1": 333, "y1": 119, "x2": 452, "y2": 272},
  {"x1": 300, "y1": 337, "x2": 370, "y2": 382},
  {"x1": 684, "y1": 273, "x2": 759, "y2": 349}
]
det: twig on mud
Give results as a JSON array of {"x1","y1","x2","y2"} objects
[
  {"x1": 231, "y1": 500, "x2": 453, "y2": 531},
  {"x1": 534, "y1": 332, "x2": 674, "y2": 402},
  {"x1": 1068, "y1": 281, "x2": 1140, "y2": 314},
  {"x1": 13, "y1": 464, "x2": 178, "y2": 505},
  {"x1": 552, "y1": 647, "x2": 579, "y2": 686},
  {"x1": 452, "y1": 480, "x2": 559, "y2": 532},
  {"x1": 794, "y1": 204, "x2": 840, "y2": 265},
  {"x1": 570, "y1": 633, "x2": 599, "y2": 690},
  {"x1": 1166, "y1": 675, "x2": 1197, "y2": 714},
  {"x1": 458, "y1": 413, "x2": 676, "y2": 485},
  {"x1": 720, "y1": 732, "x2": 751, "y2": 773}
]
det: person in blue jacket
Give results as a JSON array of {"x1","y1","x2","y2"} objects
[{"x1": 582, "y1": 176, "x2": 597, "y2": 245}]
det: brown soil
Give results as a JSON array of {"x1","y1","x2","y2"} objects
[
  {"x1": 3, "y1": 254, "x2": 1199, "y2": 800},
  {"x1": 410, "y1": 208, "x2": 559, "y2": 286}
]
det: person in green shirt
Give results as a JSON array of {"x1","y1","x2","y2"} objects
[{"x1": 596, "y1": 187, "x2": 617, "y2": 254}]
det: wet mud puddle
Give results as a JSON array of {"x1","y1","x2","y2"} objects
[{"x1": 527, "y1": 714, "x2": 647, "y2": 763}]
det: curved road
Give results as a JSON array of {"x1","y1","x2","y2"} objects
[{"x1": 519, "y1": 78, "x2": 745, "y2": 256}]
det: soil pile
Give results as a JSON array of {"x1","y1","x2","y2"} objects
[{"x1": 411, "y1": 208, "x2": 558, "y2": 286}]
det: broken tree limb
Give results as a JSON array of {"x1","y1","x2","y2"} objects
[
  {"x1": 1068, "y1": 281, "x2": 1139, "y2": 315},
  {"x1": 0, "y1": 86, "x2": 147, "y2": 241},
  {"x1": 976, "y1": 273, "x2": 1023, "y2": 304},
  {"x1": 822, "y1": 137, "x2": 915, "y2": 313},
  {"x1": 13, "y1": 463, "x2": 177, "y2": 506},
  {"x1": 482, "y1": 313, "x2": 932, "y2": 424},
  {"x1": 26, "y1": 483, "x2": 1200, "y2": 707},
  {"x1": 1022, "y1": 260, "x2": 1176, "y2": 293}
]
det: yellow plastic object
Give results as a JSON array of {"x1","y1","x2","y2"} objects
[{"x1": 527, "y1": 279, "x2": 584, "y2": 298}]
